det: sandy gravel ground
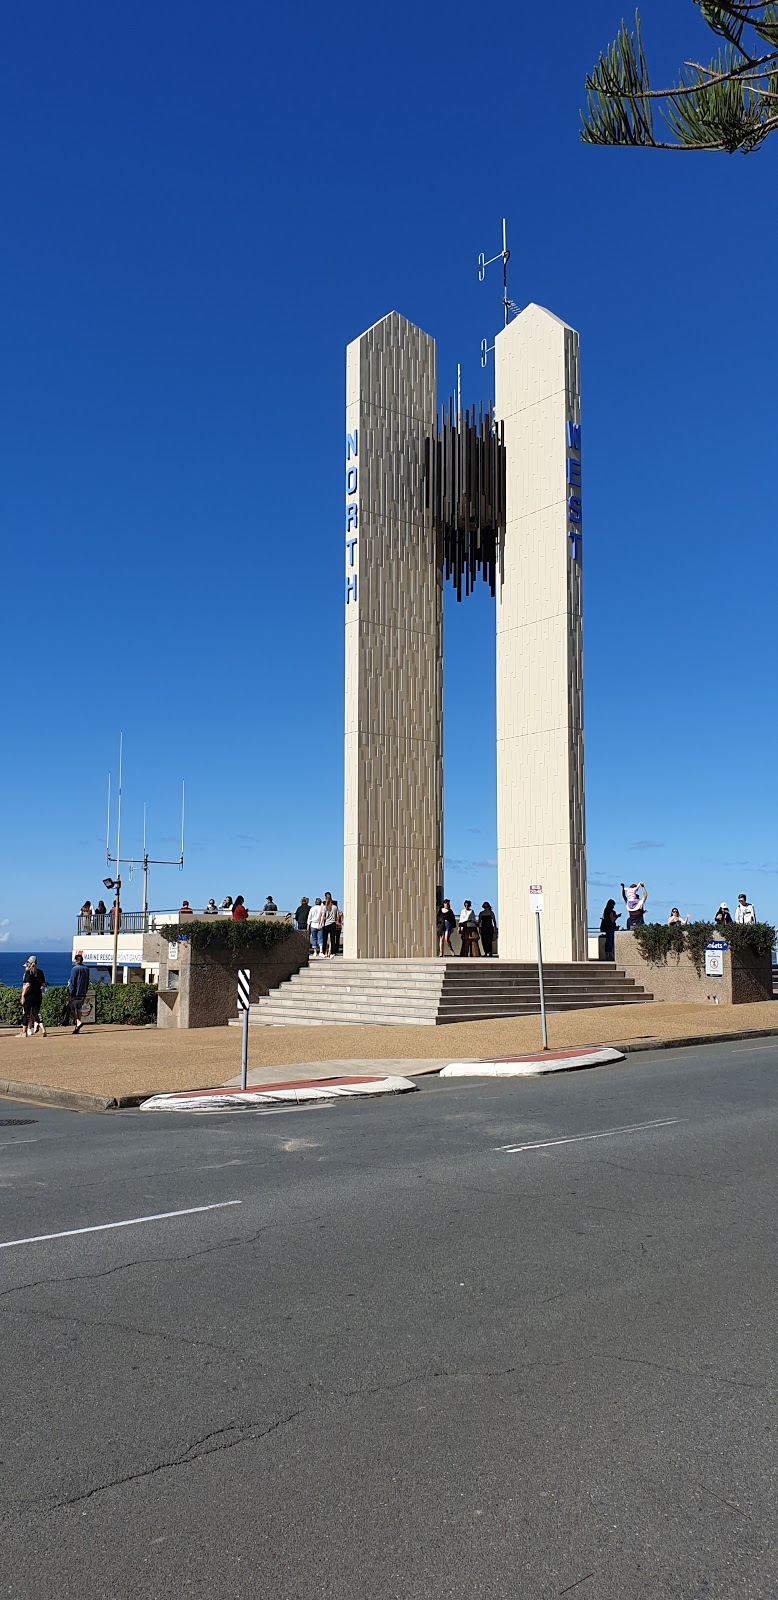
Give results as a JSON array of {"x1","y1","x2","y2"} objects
[{"x1": 0, "y1": 999, "x2": 776, "y2": 1100}]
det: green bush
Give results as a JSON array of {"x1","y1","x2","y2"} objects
[
  {"x1": 94, "y1": 983, "x2": 157, "y2": 1025},
  {"x1": 633, "y1": 920, "x2": 776, "y2": 977},
  {"x1": 0, "y1": 982, "x2": 157, "y2": 1028},
  {"x1": 160, "y1": 917, "x2": 298, "y2": 954}
]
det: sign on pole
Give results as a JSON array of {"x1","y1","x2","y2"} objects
[
  {"x1": 529, "y1": 884, "x2": 544, "y2": 914},
  {"x1": 237, "y1": 969, "x2": 250, "y2": 1090}
]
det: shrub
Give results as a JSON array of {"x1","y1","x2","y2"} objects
[
  {"x1": 632, "y1": 920, "x2": 776, "y2": 976},
  {"x1": 94, "y1": 983, "x2": 157, "y2": 1025},
  {"x1": 159, "y1": 917, "x2": 298, "y2": 954},
  {"x1": 0, "y1": 982, "x2": 157, "y2": 1027}
]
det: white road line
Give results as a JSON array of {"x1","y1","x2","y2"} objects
[
  {"x1": 0, "y1": 1138, "x2": 39, "y2": 1149},
  {"x1": 497, "y1": 1118, "x2": 683, "y2": 1154},
  {"x1": 0, "y1": 1200, "x2": 242, "y2": 1252},
  {"x1": 731, "y1": 1042, "x2": 778, "y2": 1053}
]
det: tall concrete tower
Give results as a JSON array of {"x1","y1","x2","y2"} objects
[
  {"x1": 343, "y1": 301, "x2": 587, "y2": 963},
  {"x1": 343, "y1": 313, "x2": 442, "y2": 958},
  {"x1": 494, "y1": 304, "x2": 587, "y2": 961}
]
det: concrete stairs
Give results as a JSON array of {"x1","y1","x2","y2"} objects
[{"x1": 243, "y1": 958, "x2": 654, "y2": 1027}]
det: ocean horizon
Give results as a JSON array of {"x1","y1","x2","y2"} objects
[{"x1": 0, "y1": 951, "x2": 77, "y2": 988}]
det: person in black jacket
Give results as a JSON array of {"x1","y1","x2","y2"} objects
[
  {"x1": 478, "y1": 902, "x2": 498, "y2": 957},
  {"x1": 67, "y1": 953, "x2": 90, "y2": 1034},
  {"x1": 714, "y1": 903, "x2": 733, "y2": 926}
]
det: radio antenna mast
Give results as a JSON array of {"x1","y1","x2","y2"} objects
[{"x1": 478, "y1": 217, "x2": 522, "y2": 367}]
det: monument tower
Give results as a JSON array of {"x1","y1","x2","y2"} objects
[{"x1": 343, "y1": 242, "x2": 586, "y2": 962}]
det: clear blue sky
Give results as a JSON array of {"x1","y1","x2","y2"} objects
[{"x1": 2, "y1": 1, "x2": 776, "y2": 948}]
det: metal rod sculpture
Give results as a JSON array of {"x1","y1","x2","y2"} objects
[{"x1": 426, "y1": 401, "x2": 506, "y2": 600}]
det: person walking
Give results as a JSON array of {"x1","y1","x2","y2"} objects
[
  {"x1": 600, "y1": 899, "x2": 620, "y2": 959},
  {"x1": 231, "y1": 896, "x2": 248, "y2": 921},
  {"x1": 19, "y1": 957, "x2": 47, "y2": 1038},
  {"x1": 458, "y1": 901, "x2": 478, "y2": 956},
  {"x1": 67, "y1": 952, "x2": 90, "y2": 1034},
  {"x1": 735, "y1": 893, "x2": 756, "y2": 924},
  {"x1": 437, "y1": 898, "x2": 456, "y2": 956},
  {"x1": 478, "y1": 902, "x2": 498, "y2": 957},
  {"x1": 321, "y1": 892, "x2": 338, "y2": 957},
  {"x1": 294, "y1": 896, "x2": 310, "y2": 931},
  {"x1": 621, "y1": 882, "x2": 647, "y2": 929},
  {"x1": 308, "y1": 897, "x2": 324, "y2": 955}
]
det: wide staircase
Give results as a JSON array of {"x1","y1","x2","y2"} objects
[{"x1": 245, "y1": 958, "x2": 653, "y2": 1027}]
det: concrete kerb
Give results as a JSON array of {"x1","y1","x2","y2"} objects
[
  {"x1": 140, "y1": 1075, "x2": 419, "y2": 1113},
  {"x1": 440, "y1": 1047, "x2": 625, "y2": 1078},
  {"x1": 0, "y1": 1078, "x2": 138, "y2": 1114}
]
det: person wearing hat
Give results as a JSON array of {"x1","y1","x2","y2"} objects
[
  {"x1": 714, "y1": 903, "x2": 733, "y2": 926},
  {"x1": 67, "y1": 952, "x2": 90, "y2": 1034},
  {"x1": 19, "y1": 957, "x2": 47, "y2": 1038}
]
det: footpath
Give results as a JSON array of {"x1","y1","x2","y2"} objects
[{"x1": 0, "y1": 998, "x2": 777, "y2": 1112}]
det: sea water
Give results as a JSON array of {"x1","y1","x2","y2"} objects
[{"x1": 0, "y1": 952, "x2": 77, "y2": 988}]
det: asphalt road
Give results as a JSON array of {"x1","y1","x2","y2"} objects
[{"x1": 1, "y1": 1038, "x2": 776, "y2": 1599}]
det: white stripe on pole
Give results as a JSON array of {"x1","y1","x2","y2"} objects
[{"x1": 237, "y1": 969, "x2": 250, "y2": 1010}]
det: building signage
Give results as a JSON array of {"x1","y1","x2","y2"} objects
[
  {"x1": 704, "y1": 943, "x2": 726, "y2": 977},
  {"x1": 84, "y1": 950, "x2": 143, "y2": 966},
  {"x1": 566, "y1": 420, "x2": 581, "y2": 560},
  {"x1": 345, "y1": 430, "x2": 358, "y2": 605}
]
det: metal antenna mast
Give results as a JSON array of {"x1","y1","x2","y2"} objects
[
  {"x1": 478, "y1": 217, "x2": 522, "y2": 367},
  {"x1": 104, "y1": 740, "x2": 185, "y2": 977}
]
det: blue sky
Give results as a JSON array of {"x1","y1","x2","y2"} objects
[{"x1": 2, "y1": 0, "x2": 776, "y2": 948}]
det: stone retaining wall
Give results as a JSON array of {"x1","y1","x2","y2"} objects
[
  {"x1": 614, "y1": 932, "x2": 773, "y2": 1006},
  {"x1": 153, "y1": 931, "x2": 310, "y2": 1029}
]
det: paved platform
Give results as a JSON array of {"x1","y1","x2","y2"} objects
[{"x1": 0, "y1": 999, "x2": 776, "y2": 1108}]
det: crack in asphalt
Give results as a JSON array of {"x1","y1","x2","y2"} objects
[
  {"x1": 47, "y1": 1406, "x2": 307, "y2": 1512},
  {"x1": 0, "y1": 1228, "x2": 270, "y2": 1302},
  {"x1": 3, "y1": 1300, "x2": 241, "y2": 1359}
]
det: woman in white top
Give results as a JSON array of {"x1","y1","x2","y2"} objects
[
  {"x1": 321, "y1": 892, "x2": 338, "y2": 957},
  {"x1": 458, "y1": 901, "x2": 478, "y2": 957},
  {"x1": 307, "y1": 897, "x2": 325, "y2": 955}
]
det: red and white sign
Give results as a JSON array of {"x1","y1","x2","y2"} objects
[{"x1": 529, "y1": 884, "x2": 544, "y2": 913}]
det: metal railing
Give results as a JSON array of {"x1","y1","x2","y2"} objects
[{"x1": 76, "y1": 909, "x2": 296, "y2": 936}]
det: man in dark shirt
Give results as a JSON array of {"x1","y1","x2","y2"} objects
[
  {"x1": 20, "y1": 957, "x2": 47, "y2": 1038},
  {"x1": 67, "y1": 952, "x2": 90, "y2": 1034}
]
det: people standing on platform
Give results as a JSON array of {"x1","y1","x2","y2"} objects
[
  {"x1": 333, "y1": 901, "x2": 343, "y2": 955},
  {"x1": 263, "y1": 895, "x2": 278, "y2": 916},
  {"x1": 715, "y1": 903, "x2": 733, "y2": 926},
  {"x1": 735, "y1": 893, "x2": 756, "y2": 924},
  {"x1": 458, "y1": 901, "x2": 478, "y2": 956},
  {"x1": 93, "y1": 899, "x2": 107, "y2": 933},
  {"x1": 667, "y1": 907, "x2": 689, "y2": 926},
  {"x1": 231, "y1": 896, "x2": 248, "y2": 921},
  {"x1": 203, "y1": 899, "x2": 218, "y2": 914},
  {"x1": 80, "y1": 900, "x2": 93, "y2": 932},
  {"x1": 67, "y1": 952, "x2": 90, "y2": 1034},
  {"x1": 478, "y1": 902, "x2": 498, "y2": 957},
  {"x1": 19, "y1": 957, "x2": 47, "y2": 1038},
  {"x1": 109, "y1": 898, "x2": 122, "y2": 933},
  {"x1": 600, "y1": 899, "x2": 620, "y2": 959},
  {"x1": 179, "y1": 900, "x2": 193, "y2": 916},
  {"x1": 621, "y1": 881, "x2": 647, "y2": 929},
  {"x1": 437, "y1": 899, "x2": 456, "y2": 956},
  {"x1": 308, "y1": 897, "x2": 324, "y2": 955},
  {"x1": 295, "y1": 897, "x2": 310, "y2": 931},
  {"x1": 321, "y1": 892, "x2": 337, "y2": 957},
  {"x1": 220, "y1": 896, "x2": 233, "y2": 912}
]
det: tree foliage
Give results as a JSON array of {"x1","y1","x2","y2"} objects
[{"x1": 582, "y1": 3, "x2": 778, "y2": 152}]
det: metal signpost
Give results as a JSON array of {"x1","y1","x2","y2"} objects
[
  {"x1": 529, "y1": 885, "x2": 548, "y2": 1050},
  {"x1": 237, "y1": 969, "x2": 251, "y2": 1090}
]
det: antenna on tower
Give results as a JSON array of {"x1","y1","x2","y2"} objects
[{"x1": 478, "y1": 217, "x2": 522, "y2": 365}]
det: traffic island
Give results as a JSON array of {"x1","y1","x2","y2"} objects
[
  {"x1": 440, "y1": 1046, "x2": 625, "y2": 1078},
  {"x1": 139, "y1": 1075, "x2": 418, "y2": 1112}
]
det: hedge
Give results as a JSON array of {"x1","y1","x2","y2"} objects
[
  {"x1": 632, "y1": 920, "x2": 777, "y2": 976},
  {"x1": 159, "y1": 917, "x2": 299, "y2": 954},
  {"x1": 0, "y1": 982, "x2": 157, "y2": 1028}
]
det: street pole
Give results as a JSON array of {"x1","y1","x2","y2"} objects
[
  {"x1": 535, "y1": 909, "x2": 548, "y2": 1050},
  {"x1": 241, "y1": 1008, "x2": 249, "y2": 1092},
  {"x1": 111, "y1": 875, "x2": 122, "y2": 985},
  {"x1": 237, "y1": 969, "x2": 250, "y2": 1091}
]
